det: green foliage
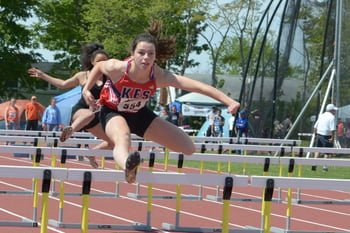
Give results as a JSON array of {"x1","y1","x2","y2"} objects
[
  {"x1": 32, "y1": 0, "x2": 208, "y2": 74},
  {"x1": 33, "y1": 0, "x2": 88, "y2": 71},
  {"x1": 0, "y1": 0, "x2": 42, "y2": 99}
]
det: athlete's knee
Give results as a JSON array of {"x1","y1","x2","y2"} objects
[
  {"x1": 182, "y1": 143, "x2": 196, "y2": 155},
  {"x1": 105, "y1": 141, "x2": 114, "y2": 149}
]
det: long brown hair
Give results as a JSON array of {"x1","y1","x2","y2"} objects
[{"x1": 130, "y1": 20, "x2": 176, "y2": 64}]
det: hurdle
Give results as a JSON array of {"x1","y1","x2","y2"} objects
[
  {"x1": 0, "y1": 129, "x2": 98, "y2": 139},
  {"x1": 48, "y1": 168, "x2": 249, "y2": 232},
  {"x1": 0, "y1": 140, "x2": 44, "y2": 196},
  {"x1": 250, "y1": 175, "x2": 350, "y2": 233},
  {"x1": 127, "y1": 152, "x2": 202, "y2": 200},
  {"x1": 0, "y1": 165, "x2": 250, "y2": 232},
  {"x1": 192, "y1": 136, "x2": 301, "y2": 146},
  {"x1": 161, "y1": 173, "x2": 257, "y2": 233},
  {"x1": 0, "y1": 135, "x2": 46, "y2": 159},
  {"x1": 4, "y1": 134, "x2": 350, "y2": 205},
  {"x1": 0, "y1": 166, "x2": 66, "y2": 228}
]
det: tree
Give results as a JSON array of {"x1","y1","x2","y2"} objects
[
  {"x1": 0, "y1": 0, "x2": 42, "y2": 99},
  {"x1": 33, "y1": 0, "x2": 88, "y2": 72},
  {"x1": 197, "y1": 0, "x2": 242, "y2": 87}
]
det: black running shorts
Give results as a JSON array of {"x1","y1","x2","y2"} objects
[{"x1": 100, "y1": 106, "x2": 157, "y2": 137}]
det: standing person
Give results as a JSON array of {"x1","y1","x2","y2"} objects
[
  {"x1": 42, "y1": 98, "x2": 64, "y2": 132},
  {"x1": 337, "y1": 119, "x2": 345, "y2": 147},
  {"x1": 158, "y1": 105, "x2": 169, "y2": 121},
  {"x1": 312, "y1": 103, "x2": 338, "y2": 172},
  {"x1": 281, "y1": 115, "x2": 293, "y2": 137},
  {"x1": 212, "y1": 108, "x2": 225, "y2": 137},
  {"x1": 273, "y1": 120, "x2": 283, "y2": 139},
  {"x1": 4, "y1": 98, "x2": 20, "y2": 145},
  {"x1": 206, "y1": 106, "x2": 217, "y2": 137},
  {"x1": 5, "y1": 98, "x2": 20, "y2": 130},
  {"x1": 235, "y1": 110, "x2": 249, "y2": 138},
  {"x1": 82, "y1": 22, "x2": 240, "y2": 183},
  {"x1": 28, "y1": 43, "x2": 111, "y2": 168},
  {"x1": 25, "y1": 96, "x2": 43, "y2": 131},
  {"x1": 250, "y1": 109, "x2": 261, "y2": 137},
  {"x1": 168, "y1": 105, "x2": 181, "y2": 126},
  {"x1": 228, "y1": 113, "x2": 236, "y2": 137}
]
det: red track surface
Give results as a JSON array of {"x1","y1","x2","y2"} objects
[{"x1": 0, "y1": 147, "x2": 349, "y2": 233}]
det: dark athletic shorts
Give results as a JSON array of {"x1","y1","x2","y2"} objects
[
  {"x1": 316, "y1": 134, "x2": 333, "y2": 148},
  {"x1": 71, "y1": 102, "x2": 99, "y2": 131},
  {"x1": 99, "y1": 106, "x2": 157, "y2": 137}
]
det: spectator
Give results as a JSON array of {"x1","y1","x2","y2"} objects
[
  {"x1": 250, "y1": 109, "x2": 261, "y2": 137},
  {"x1": 170, "y1": 100, "x2": 181, "y2": 113},
  {"x1": 5, "y1": 98, "x2": 20, "y2": 130},
  {"x1": 25, "y1": 96, "x2": 43, "y2": 131},
  {"x1": 228, "y1": 113, "x2": 236, "y2": 137},
  {"x1": 206, "y1": 106, "x2": 217, "y2": 137},
  {"x1": 212, "y1": 108, "x2": 225, "y2": 137},
  {"x1": 168, "y1": 105, "x2": 181, "y2": 126},
  {"x1": 312, "y1": 103, "x2": 338, "y2": 172},
  {"x1": 273, "y1": 120, "x2": 283, "y2": 139},
  {"x1": 42, "y1": 98, "x2": 64, "y2": 132},
  {"x1": 337, "y1": 119, "x2": 345, "y2": 147},
  {"x1": 281, "y1": 115, "x2": 293, "y2": 137},
  {"x1": 4, "y1": 98, "x2": 20, "y2": 145},
  {"x1": 158, "y1": 105, "x2": 169, "y2": 121},
  {"x1": 235, "y1": 110, "x2": 249, "y2": 138}
]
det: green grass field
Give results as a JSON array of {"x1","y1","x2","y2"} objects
[{"x1": 153, "y1": 153, "x2": 350, "y2": 179}]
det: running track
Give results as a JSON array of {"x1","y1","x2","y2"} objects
[{"x1": 0, "y1": 146, "x2": 349, "y2": 233}]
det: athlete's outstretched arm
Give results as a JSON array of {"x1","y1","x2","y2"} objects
[{"x1": 28, "y1": 68, "x2": 81, "y2": 89}]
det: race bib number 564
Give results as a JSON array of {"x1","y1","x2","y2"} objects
[{"x1": 118, "y1": 98, "x2": 147, "y2": 112}]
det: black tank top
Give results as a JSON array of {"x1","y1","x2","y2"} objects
[{"x1": 75, "y1": 73, "x2": 107, "y2": 108}]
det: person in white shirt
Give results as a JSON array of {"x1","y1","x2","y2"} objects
[
  {"x1": 312, "y1": 103, "x2": 338, "y2": 171},
  {"x1": 206, "y1": 106, "x2": 217, "y2": 137},
  {"x1": 228, "y1": 113, "x2": 236, "y2": 137}
]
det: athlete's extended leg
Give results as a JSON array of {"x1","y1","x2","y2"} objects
[
  {"x1": 86, "y1": 123, "x2": 114, "y2": 168},
  {"x1": 104, "y1": 115, "x2": 139, "y2": 183},
  {"x1": 144, "y1": 117, "x2": 196, "y2": 155},
  {"x1": 60, "y1": 109, "x2": 95, "y2": 142}
]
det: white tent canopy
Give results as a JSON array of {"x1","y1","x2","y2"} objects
[
  {"x1": 176, "y1": 92, "x2": 224, "y2": 105},
  {"x1": 176, "y1": 92, "x2": 225, "y2": 117},
  {"x1": 338, "y1": 105, "x2": 350, "y2": 119}
]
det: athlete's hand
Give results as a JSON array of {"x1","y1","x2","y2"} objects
[
  {"x1": 83, "y1": 89, "x2": 97, "y2": 108},
  {"x1": 227, "y1": 100, "x2": 240, "y2": 114},
  {"x1": 28, "y1": 68, "x2": 44, "y2": 79}
]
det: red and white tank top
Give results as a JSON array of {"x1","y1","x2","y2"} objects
[
  {"x1": 7, "y1": 106, "x2": 19, "y2": 122},
  {"x1": 99, "y1": 59, "x2": 157, "y2": 113}
]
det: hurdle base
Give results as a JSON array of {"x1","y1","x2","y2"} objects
[
  {"x1": 270, "y1": 226, "x2": 341, "y2": 233},
  {"x1": 0, "y1": 190, "x2": 33, "y2": 195},
  {"x1": 206, "y1": 195, "x2": 282, "y2": 203},
  {"x1": 162, "y1": 223, "x2": 261, "y2": 233},
  {"x1": 29, "y1": 154, "x2": 44, "y2": 160},
  {"x1": 0, "y1": 220, "x2": 38, "y2": 227},
  {"x1": 127, "y1": 192, "x2": 201, "y2": 200},
  {"x1": 206, "y1": 194, "x2": 222, "y2": 201},
  {"x1": 12, "y1": 144, "x2": 30, "y2": 158},
  {"x1": 292, "y1": 198, "x2": 350, "y2": 205},
  {"x1": 50, "y1": 191, "x2": 117, "y2": 198},
  {"x1": 48, "y1": 219, "x2": 151, "y2": 231}
]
